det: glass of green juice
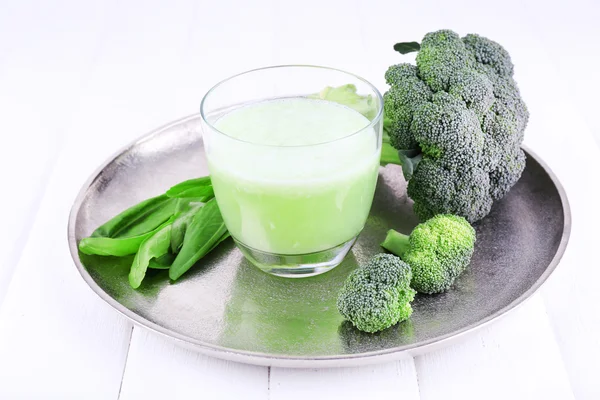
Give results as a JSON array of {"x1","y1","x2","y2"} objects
[{"x1": 200, "y1": 65, "x2": 383, "y2": 277}]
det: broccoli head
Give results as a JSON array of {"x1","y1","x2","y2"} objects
[
  {"x1": 337, "y1": 254, "x2": 416, "y2": 333},
  {"x1": 384, "y1": 29, "x2": 529, "y2": 223},
  {"x1": 381, "y1": 214, "x2": 476, "y2": 294}
]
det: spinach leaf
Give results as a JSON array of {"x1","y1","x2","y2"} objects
[
  {"x1": 148, "y1": 253, "x2": 176, "y2": 270},
  {"x1": 166, "y1": 177, "x2": 214, "y2": 199},
  {"x1": 170, "y1": 199, "x2": 204, "y2": 253},
  {"x1": 149, "y1": 232, "x2": 230, "y2": 273},
  {"x1": 208, "y1": 231, "x2": 231, "y2": 253},
  {"x1": 169, "y1": 199, "x2": 227, "y2": 281},
  {"x1": 91, "y1": 194, "x2": 177, "y2": 238},
  {"x1": 79, "y1": 218, "x2": 173, "y2": 256},
  {"x1": 129, "y1": 219, "x2": 174, "y2": 289}
]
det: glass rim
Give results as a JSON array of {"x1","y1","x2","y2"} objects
[{"x1": 199, "y1": 64, "x2": 384, "y2": 148}]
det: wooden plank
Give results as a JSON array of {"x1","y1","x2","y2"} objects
[
  {"x1": 517, "y1": 31, "x2": 600, "y2": 400},
  {"x1": 522, "y1": 0, "x2": 600, "y2": 143},
  {"x1": 0, "y1": 0, "x2": 108, "y2": 304},
  {"x1": 491, "y1": 6, "x2": 600, "y2": 396},
  {"x1": 117, "y1": 2, "x2": 276, "y2": 399},
  {"x1": 266, "y1": 3, "x2": 422, "y2": 397},
  {"x1": 0, "y1": 130, "x2": 133, "y2": 399},
  {"x1": 415, "y1": 295, "x2": 574, "y2": 399},
  {"x1": 170, "y1": 0, "x2": 277, "y2": 115},
  {"x1": 119, "y1": 329, "x2": 268, "y2": 400},
  {"x1": 374, "y1": 0, "x2": 598, "y2": 397},
  {"x1": 0, "y1": 0, "x2": 200, "y2": 398},
  {"x1": 270, "y1": 361, "x2": 420, "y2": 400}
]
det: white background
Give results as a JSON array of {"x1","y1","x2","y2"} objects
[{"x1": 1, "y1": 0, "x2": 599, "y2": 398}]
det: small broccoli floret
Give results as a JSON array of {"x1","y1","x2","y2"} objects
[
  {"x1": 384, "y1": 29, "x2": 529, "y2": 223},
  {"x1": 337, "y1": 254, "x2": 416, "y2": 333},
  {"x1": 381, "y1": 214, "x2": 476, "y2": 294}
]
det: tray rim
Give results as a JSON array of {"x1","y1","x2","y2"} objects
[{"x1": 67, "y1": 113, "x2": 572, "y2": 367}]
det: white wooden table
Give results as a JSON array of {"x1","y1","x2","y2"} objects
[{"x1": 1, "y1": 0, "x2": 599, "y2": 398}]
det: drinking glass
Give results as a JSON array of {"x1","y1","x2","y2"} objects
[{"x1": 200, "y1": 65, "x2": 383, "y2": 277}]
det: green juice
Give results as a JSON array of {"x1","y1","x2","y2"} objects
[{"x1": 206, "y1": 97, "x2": 380, "y2": 255}]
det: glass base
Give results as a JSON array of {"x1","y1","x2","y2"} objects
[{"x1": 235, "y1": 237, "x2": 357, "y2": 278}]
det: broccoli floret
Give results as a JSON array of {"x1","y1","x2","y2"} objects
[
  {"x1": 462, "y1": 33, "x2": 514, "y2": 77},
  {"x1": 385, "y1": 29, "x2": 529, "y2": 223},
  {"x1": 484, "y1": 76, "x2": 529, "y2": 146},
  {"x1": 337, "y1": 254, "x2": 416, "y2": 333},
  {"x1": 384, "y1": 64, "x2": 433, "y2": 149},
  {"x1": 416, "y1": 30, "x2": 475, "y2": 92},
  {"x1": 409, "y1": 160, "x2": 493, "y2": 222},
  {"x1": 489, "y1": 146, "x2": 526, "y2": 200},
  {"x1": 381, "y1": 214, "x2": 476, "y2": 294},
  {"x1": 411, "y1": 91, "x2": 485, "y2": 165},
  {"x1": 448, "y1": 69, "x2": 494, "y2": 118}
]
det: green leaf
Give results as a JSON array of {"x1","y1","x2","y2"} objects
[
  {"x1": 380, "y1": 142, "x2": 403, "y2": 166},
  {"x1": 169, "y1": 199, "x2": 228, "y2": 281},
  {"x1": 148, "y1": 253, "x2": 176, "y2": 270},
  {"x1": 147, "y1": 261, "x2": 170, "y2": 270},
  {"x1": 208, "y1": 231, "x2": 231, "y2": 253},
  {"x1": 79, "y1": 233, "x2": 151, "y2": 256},
  {"x1": 129, "y1": 219, "x2": 174, "y2": 289},
  {"x1": 79, "y1": 218, "x2": 173, "y2": 256},
  {"x1": 308, "y1": 84, "x2": 377, "y2": 121},
  {"x1": 393, "y1": 41, "x2": 420, "y2": 54},
  {"x1": 169, "y1": 185, "x2": 214, "y2": 200},
  {"x1": 170, "y1": 199, "x2": 204, "y2": 253},
  {"x1": 398, "y1": 150, "x2": 423, "y2": 180},
  {"x1": 166, "y1": 177, "x2": 214, "y2": 199},
  {"x1": 91, "y1": 194, "x2": 176, "y2": 238}
]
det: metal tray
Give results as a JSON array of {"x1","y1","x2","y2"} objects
[{"x1": 68, "y1": 114, "x2": 571, "y2": 367}]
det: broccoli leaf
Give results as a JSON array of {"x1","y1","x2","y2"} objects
[
  {"x1": 393, "y1": 42, "x2": 420, "y2": 54},
  {"x1": 308, "y1": 84, "x2": 377, "y2": 121},
  {"x1": 398, "y1": 150, "x2": 423, "y2": 181},
  {"x1": 380, "y1": 142, "x2": 403, "y2": 166}
]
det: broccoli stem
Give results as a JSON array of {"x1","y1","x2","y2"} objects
[
  {"x1": 381, "y1": 229, "x2": 411, "y2": 258},
  {"x1": 380, "y1": 125, "x2": 403, "y2": 166}
]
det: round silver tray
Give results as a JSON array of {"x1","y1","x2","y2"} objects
[{"x1": 68, "y1": 114, "x2": 571, "y2": 367}]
